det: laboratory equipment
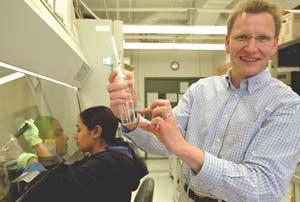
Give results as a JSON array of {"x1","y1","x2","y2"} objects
[
  {"x1": 14, "y1": 122, "x2": 30, "y2": 138},
  {"x1": 111, "y1": 36, "x2": 137, "y2": 125}
]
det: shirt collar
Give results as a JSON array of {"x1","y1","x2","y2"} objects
[
  {"x1": 107, "y1": 146, "x2": 133, "y2": 159},
  {"x1": 225, "y1": 68, "x2": 271, "y2": 93}
]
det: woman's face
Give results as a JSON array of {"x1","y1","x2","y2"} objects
[
  {"x1": 49, "y1": 120, "x2": 69, "y2": 156},
  {"x1": 74, "y1": 117, "x2": 99, "y2": 154}
]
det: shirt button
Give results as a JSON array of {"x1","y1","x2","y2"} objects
[{"x1": 216, "y1": 138, "x2": 221, "y2": 143}]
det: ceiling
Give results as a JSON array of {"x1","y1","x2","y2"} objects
[
  {"x1": 1, "y1": 0, "x2": 299, "y2": 78},
  {"x1": 75, "y1": 0, "x2": 300, "y2": 44}
]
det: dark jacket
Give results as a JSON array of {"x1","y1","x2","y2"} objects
[{"x1": 11, "y1": 146, "x2": 148, "y2": 202}]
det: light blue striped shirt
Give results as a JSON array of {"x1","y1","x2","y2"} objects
[{"x1": 123, "y1": 69, "x2": 300, "y2": 202}]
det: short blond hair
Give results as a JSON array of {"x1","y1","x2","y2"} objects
[{"x1": 227, "y1": 0, "x2": 282, "y2": 36}]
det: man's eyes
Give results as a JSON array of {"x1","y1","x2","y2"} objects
[
  {"x1": 234, "y1": 35, "x2": 249, "y2": 41},
  {"x1": 232, "y1": 34, "x2": 273, "y2": 43},
  {"x1": 256, "y1": 35, "x2": 271, "y2": 42}
]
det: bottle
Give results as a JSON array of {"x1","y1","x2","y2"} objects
[
  {"x1": 111, "y1": 35, "x2": 137, "y2": 125},
  {"x1": 117, "y1": 73, "x2": 137, "y2": 126}
]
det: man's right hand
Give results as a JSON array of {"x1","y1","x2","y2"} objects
[
  {"x1": 106, "y1": 70, "x2": 138, "y2": 120},
  {"x1": 20, "y1": 120, "x2": 42, "y2": 147}
]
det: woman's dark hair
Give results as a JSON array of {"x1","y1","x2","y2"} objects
[
  {"x1": 79, "y1": 106, "x2": 119, "y2": 145},
  {"x1": 80, "y1": 106, "x2": 147, "y2": 173}
]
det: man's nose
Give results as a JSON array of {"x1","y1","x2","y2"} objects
[{"x1": 245, "y1": 37, "x2": 258, "y2": 52}]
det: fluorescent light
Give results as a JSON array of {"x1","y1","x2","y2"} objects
[
  {"x1": 277, "y1": 67, "x2": 300, "y2": 72},
  {"x1": 123, "y1": 25, "x2": 227, "y2": 35},
  {"x1": 286, "y1": 10, "x2": 300, "y2": 13},
  {"x1": 123, "y1": 25, "x2": 226, "y2": 50},
  {"x1": 0, "y1": 62, "x2": 77, "y2": 89},
  {"x1": 0, "y1": 72, "x2": 25, "y2": 85},
  {"x1": 124, "y1": 42, "x2": 225, "y2": 50}
]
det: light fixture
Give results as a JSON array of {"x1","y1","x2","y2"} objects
[
  {"x1": 0, "y1": 62, "x2": 77, "y2": 89},
  {"x1": 124, "y1": 42, "x2": 225, "y2": 50},
  {"x1": 123, "y1": 25, "x2": 227, "y2": 35},
  {"x1": 0, "y1": 72, "x2": 25, "y2": 85},
  {"x1": 286, "y1": 9, "x2": 300, "y2": 13}
]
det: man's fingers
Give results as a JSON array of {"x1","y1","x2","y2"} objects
[
  {"x1": 109, "y1": 90, "x2": 131, "y2": 100},
  {"x1": 139, "y1": 121, "x2": 155, "y2": 133},
  {"x1": 108, "y1": 70, "x2": 118, "y2": 83},
  {"x1": 150, "y1": 116, "x2": 165, "y2": 126},
  {"x1": 110, "y1": 99, "x2": 128, "y2": 107},
  {"x1": 139, "y1": 108, "x2": 152, "y2": 116},
  {"x1": 106, "y1": 82, "x2": 128, "y2": 93},
  {"x1": 125, "y1": 74, "x2": 133, "y2": 81},
  {"x1": 151, "y1": 106, "x2": 169, "y2": 118},
  {"x1": 149, "y1": 99, "x2": 171, "y2": 109}
]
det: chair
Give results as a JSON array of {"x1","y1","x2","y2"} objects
[{"x1": 134, "y1": 177, "x2": 155, "y2": 202}]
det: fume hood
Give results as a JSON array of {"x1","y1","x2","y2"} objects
[{"x1": 0, "y1": 0, "x2": 91, "y2": 88}]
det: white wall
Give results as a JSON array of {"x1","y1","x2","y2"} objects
[
  {"x1": 75, "y1": 19, "x2": 123, "y2": 110},
  {"x1": 125, "y1": 50, "x2": 227, "y2": 110}
]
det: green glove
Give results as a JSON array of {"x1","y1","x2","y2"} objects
[
  {"x1": 17, "y1": 152, "x2": 38, "y2": 169},
  {"x1": 21, "y1": 119, "x2": 42, "y2": 147}
]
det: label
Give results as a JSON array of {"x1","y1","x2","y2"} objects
[{"x1": 44, "y1": 138, "x2": 56, "y2": 154}]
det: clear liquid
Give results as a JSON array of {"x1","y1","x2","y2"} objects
[
  {"x1": 119, "y1": 98, "x2": 137, "y2": 125},
  {"x1": 118, "y1": 76, "x2": 137, "y2": 125}
]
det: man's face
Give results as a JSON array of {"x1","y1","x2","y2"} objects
[{"x1": 225, "y1": 12, "x2": 279, "y2": 81}]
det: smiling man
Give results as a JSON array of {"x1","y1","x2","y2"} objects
[
  {"x1": 225, "y1": 2, "x2": 280, "y2": 88},
  {"x1": 107, "y1": 0, "x2": 300, "y2": 201}
]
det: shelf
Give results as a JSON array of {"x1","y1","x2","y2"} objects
[{"x1": 277, "y1": 39, "x2": 300, "y2": 68}]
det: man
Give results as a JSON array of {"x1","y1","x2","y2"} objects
[{"x1": 107, "y1": 0, "x2": 300, "y2": 201}]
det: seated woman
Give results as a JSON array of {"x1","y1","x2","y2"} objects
[{"x1": 12, "y1": 106, "x2": 148, "y2": 202}]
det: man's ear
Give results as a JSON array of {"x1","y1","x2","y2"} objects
[
  {"x1": 270, "y1": 36, "x2": 279, "y2": 56},
  {"x1": 93, "y1": 125, "x2": 102, "y2": 138},
  {"x1": 225, "y1": 35, "x2": 231, "y2": 53}
]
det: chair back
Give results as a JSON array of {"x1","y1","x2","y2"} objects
[{"x1": 134, "y1": 177, "x2": 155, "y2": 202}]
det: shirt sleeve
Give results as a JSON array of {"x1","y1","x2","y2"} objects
[{"x1": 122, "y1": 115, "x2": 170, "y2": 156}]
